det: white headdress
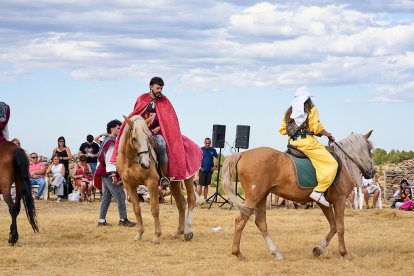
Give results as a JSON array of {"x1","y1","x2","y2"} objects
[{"x1": 290, "y1": 86, "x2": 313, "y2": 126}]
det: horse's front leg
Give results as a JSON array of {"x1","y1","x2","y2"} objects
[
  {"x1": 183, "y1": 177, "x2": 196, "y2": 241},
  {"x1": 333, "y1": 199, "x2": 347, "y2": 257},
  {"x1": 148, "y1": 180, "x2": 162, "y2": 244},
  {"x1": 170, "y1": 180, "x2": 186, "y2": 239},
  {"x1": 125, "y1": 182, "x2": 144, "y2": 241}
]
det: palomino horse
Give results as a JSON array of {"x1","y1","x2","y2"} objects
[
  {"x1": 117, "y1": 115, "x2": 199, "y2": 243},
  {"x1": 222, "y1": 131, "x2": 375, "y2": 260},
  {"x1": 0, "y1": 142, "x2": 39, "y2": 245}
]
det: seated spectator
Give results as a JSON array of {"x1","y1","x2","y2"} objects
[
  {"x1": 29, "y1": 153, "x2": 46, "y2": 200},
  {"x1": 46, "y1": 154, "x2": 66, "y2": 202},
  {"x1": 71, "y1": 155, "x2": 93, "y2": 202},
  {"x1": 137, "y1": 185, "x2": 150, "y2": 202},
  {"x1": 395, "y1": 187, "x2": 414, "y2": 210},
  {"x1": 391, "y1": 179, "x2": 410, "y2": 208},
  {"x1": 78, "y1": 134, "x2": 100, "y2": 176},
  {"x1": 361, "y1": 174, "x2": 380, "y2": 209}
]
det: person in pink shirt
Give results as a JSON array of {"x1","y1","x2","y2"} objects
[{"x1": 29, "y1": 152, "x2": 46, "y2": 200}]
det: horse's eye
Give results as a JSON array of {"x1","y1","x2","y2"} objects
[{"x1": 132, "y1": 137, "x2": 137, "y2": 143}]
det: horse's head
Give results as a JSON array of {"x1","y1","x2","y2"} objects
[
  {"x1": 124, "y1": 116, "x2": 153, "y2": 169},
  {"x1": 361, "y1": 130, "x2": 375, "y2": 179},
  {"x1": 335, "y1": 130, "x2": 375, "y2": 180}
]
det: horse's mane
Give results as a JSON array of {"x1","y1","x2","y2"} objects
[{"x1": 332, "y1": 132, "x2": 374, "y2": 187}]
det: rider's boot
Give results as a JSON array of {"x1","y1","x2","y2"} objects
[{"x1": 160, "y1": 163, "x2": 170, "y2": 189}]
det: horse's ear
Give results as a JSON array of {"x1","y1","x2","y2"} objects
[
  {"x1": 364, "y1": 130, "x2": 373, "y2": 140},
  {"x1": 123, "y1": 115, "x2": 133, "y2": 127}
]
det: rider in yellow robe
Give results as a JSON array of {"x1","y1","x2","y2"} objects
[{"x1": 279, "y1": 88, "x2": 338, "y2": 207}]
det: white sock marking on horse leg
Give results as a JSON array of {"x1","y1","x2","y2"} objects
[
  {"x1": 265, "y1": 236, "x2": 283, "y2": 260},
  {"x1": 320, "y1": 238, "x2": 328, "y2": 250},
  {"x1": 184, "y1": 208, "x2": 193, "y2": 234}
]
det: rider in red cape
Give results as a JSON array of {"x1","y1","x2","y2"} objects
[{"x1": 111, "y1": 77, "x2": 202, "y2": 181}]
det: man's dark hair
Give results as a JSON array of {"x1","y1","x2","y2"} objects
[
  {"x1": 106, "y1": 119, "x2": 122, "y2": 134},
  {"x1": 86, "y1": 134, "x2": 94, "y2": 143},
  {"x1": 149, "y1": 77, "x2": 164, "y2": 87}
]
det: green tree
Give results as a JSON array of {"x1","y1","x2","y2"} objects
[{"x1": 372, "y1": 148, "x2": 387, "y2": 165}]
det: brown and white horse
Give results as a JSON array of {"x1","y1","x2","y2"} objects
[
  {"x1": 0, "y1": 142, "x2": 39, "y2": 245},
  {"x1": 117, "y1": 115, "x2": 199, "y2": 243},
  {"x1": 222, "y1": 131, "x2": 375, "y2": 260}
]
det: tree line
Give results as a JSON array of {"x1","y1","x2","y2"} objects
[{"x1": 372, "y1": 148, "x2": 414, "y2": 165}]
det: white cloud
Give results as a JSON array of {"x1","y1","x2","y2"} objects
[{"x1": 1, "y1": 1, "x2": 414, "y2": 101}]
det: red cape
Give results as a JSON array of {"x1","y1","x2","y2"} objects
[{"x1": 111, "y1": 93, "x2": 201, "y2": 180}]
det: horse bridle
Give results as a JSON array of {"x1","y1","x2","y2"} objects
[
  {"x1": 331, "y1": 140, "x2": 373, "y2": 178},
  {"x1": 128, "y1": 127, "x2": 152, "y2": 162}
]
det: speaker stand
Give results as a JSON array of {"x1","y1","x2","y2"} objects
[{"x1": 207, "y1": 148, "x2": 232, "y2": 209}]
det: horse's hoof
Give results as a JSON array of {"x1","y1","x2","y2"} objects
[
  {"x1": 8, "y1": 235, "x2": 17, "y2": 246},
  {"x1": 171, "y1": 233, "x2": 182, "y2": 240},
  {"x1": 134, "y1": 234, "x2": 143, "y2": 241},
  {"x1": 151, "y1": 237, "x2": 161, "y2": 244},
  {"x1": 273, "y1": 252, "x2": 284, "y2": 261},
  {"x1": 236, "y1": 254, "x2": 247, "y2": 261},
  {"x1": 8, "y1": 240, "x2": 16, "y2": 246},
  {"x1": 312, "y1": 246, "x2": 323, "y2": 257},
  {"x1": 184, "y1": 232, "x2": 193, "y2": 241}
]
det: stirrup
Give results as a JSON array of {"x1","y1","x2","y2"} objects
[{"x1": 160, "y1": 176, "x2": 170, "y2": 189}]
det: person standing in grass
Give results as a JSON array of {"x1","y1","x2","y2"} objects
[
  {"x1": 198, "y1": 138, "x2": 218, "y2": 201},
  {"x1": 95, "y1": 119, "x2": 136, "y2": 227}
]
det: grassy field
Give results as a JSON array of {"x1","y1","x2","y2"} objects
[{"x1": 0, "y1": 198, "x2": 413, "y2": 275}]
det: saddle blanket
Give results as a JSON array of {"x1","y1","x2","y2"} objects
[{"x1": 287, "y1": 154, "x2": 317, "y2": 189}]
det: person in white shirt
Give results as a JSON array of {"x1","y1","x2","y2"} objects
[{"x1": 361, "y1": 173, "x2": 380, "y2": 209}]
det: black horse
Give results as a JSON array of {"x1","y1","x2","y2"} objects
[{"x1": 0, "y1": 141, "x2": 38, "y2": 245}]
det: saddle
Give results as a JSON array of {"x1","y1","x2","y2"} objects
[{"x1": 286, "y1": 144, "x2": 342, "y2": 189}]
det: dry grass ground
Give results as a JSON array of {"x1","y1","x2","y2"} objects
[{"x1": 0, "y1": 198, "x2": 413, "y2": 276}]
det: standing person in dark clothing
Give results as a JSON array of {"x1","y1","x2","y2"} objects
[
  {"x1": 53, "y1": 136, "x2": 73, "y2": 197},
  {"x1": 198, "y1": 137, "x2": 218, "y2": 201},
  {"x1": 78, "y1": 134, "x2": 100, "y2": 176}
]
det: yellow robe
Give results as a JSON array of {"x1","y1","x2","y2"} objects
[{"x1": 279, "y1": 106, "x2": 338, "y2": 192}]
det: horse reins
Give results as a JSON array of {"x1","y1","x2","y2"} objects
[{"x1": 128, "y1": 127, "x2": 152, "y2": 161}]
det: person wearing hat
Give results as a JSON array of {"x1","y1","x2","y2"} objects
[{"x1": 279, "y1": 87, "x2": 338, "y2": 207}]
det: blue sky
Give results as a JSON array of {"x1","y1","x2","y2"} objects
[{"x1": 1, "y1": 0, "x2": 414, "y2": 157}]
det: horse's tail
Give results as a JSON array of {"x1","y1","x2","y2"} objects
[
  {"x1": 222, "y1": 153, "x2": 254, "y2": 217},
  {"x1": 14, "y1": 148, "x2": 39, "y2": 233}
]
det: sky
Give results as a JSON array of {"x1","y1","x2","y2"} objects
[{"x1": 1, "y1": 0, "x2": 414, "y2": 157}]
